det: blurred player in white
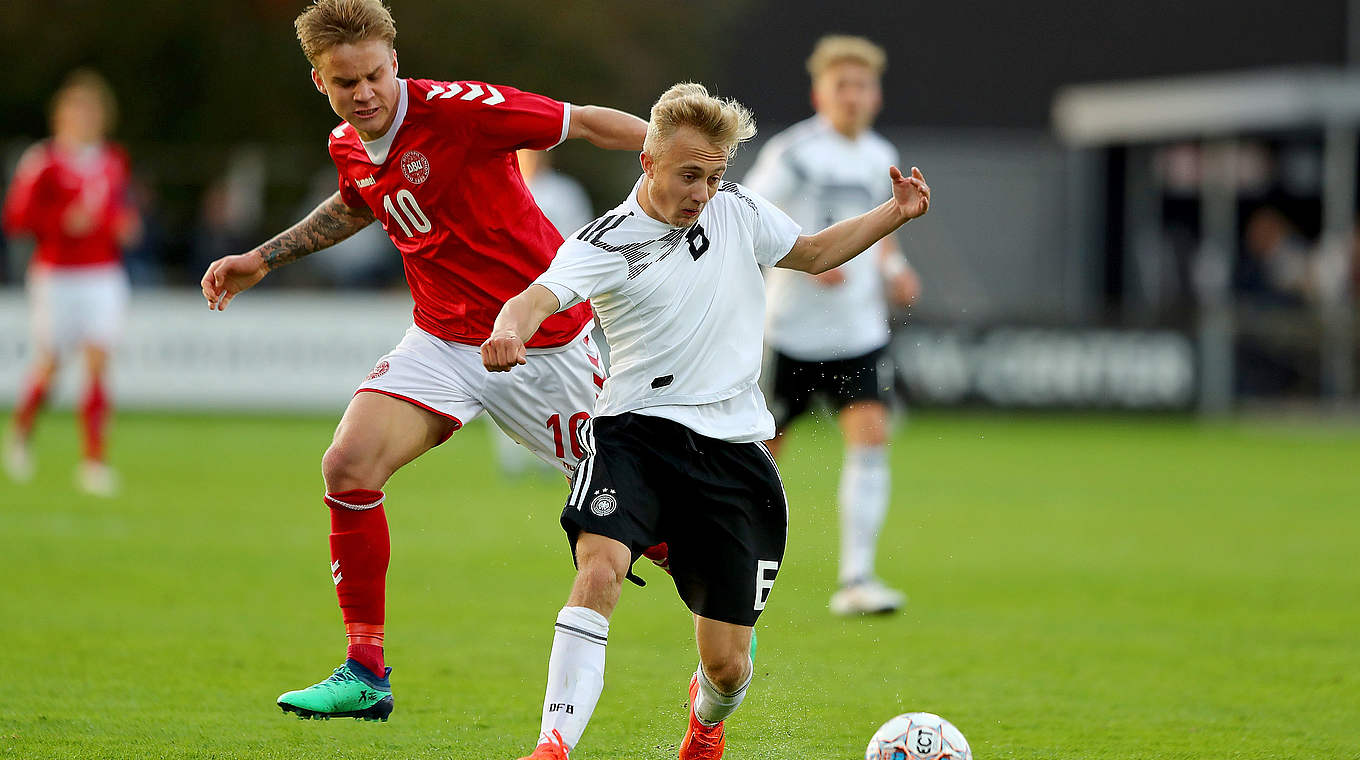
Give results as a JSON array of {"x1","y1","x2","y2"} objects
[
  {"x1": 744, "y1": 35, "x2": 922, "y2": 615},
  {"x1": 493, "y1": 148, "x2": 597, "y2": 478},
  {"x1": 198, "y1": 0, "x2": 645, "y2": 721},
  {"x1": 518, "y1": 149, "x2": 594, "y2": 239},
  {"x1": 2, "y1": 69, "x2": 140, "y2": 497},
  {"x1": 484, "y1": 82, "x2": 929, "y2": 760}
]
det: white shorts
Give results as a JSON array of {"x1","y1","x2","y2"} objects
[
  {"x1": 357, "y1": 324, "x2": 605, "y2": 475},
  {"x1": 27, "y1": 263, "x2": 130, "y2": 354}
]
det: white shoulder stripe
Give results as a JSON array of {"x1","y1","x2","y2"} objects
[
  {"x1": 331, "y1": 123, "x2": 349, "y2": 139},
  {"x1": 550, "y1": 103, "x2": 571, "y2": 151},
  {"x1": 427, "y1": 81, "x2": 507, "y2": 106},
  {"x1": 425, "y1": 82, "x2": 464, "y2": 100}
]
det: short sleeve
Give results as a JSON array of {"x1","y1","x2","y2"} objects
[
  {"x1": 533, "y1": 239, "x2": 629, "y2": 313},
  {"x1": 470, "y1": 83, "x2": 570, "y2": 153},
  {"x1": 742, "y1": 138, "x2": 803, "y2": 208},
  {"x1": 335, "y1": 163, "x2": 367, "y2": 211},
  {"x1": 723, "y1": 183, "x2": 801, "y2": 267}
]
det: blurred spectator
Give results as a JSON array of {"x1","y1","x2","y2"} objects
[
  {"x1": 189, "y1": 148, "x2": 266, "y2": 280},
  {"x1": 1238, "y1": 206, "x2": 1316, "y2": 306},
  {"x1": 1234, "y1": 204, "x2": 1357, "y2": 398},
  {"x1": 1, "y1": 69, "x2": 139, "y2": 496},
  {"x1": 122, "y1": 172, "x2": 166, "y2": 286}
]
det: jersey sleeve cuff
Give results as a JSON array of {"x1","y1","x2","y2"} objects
[
  {"x1": 549, "y1": 103, "x2": 572, "y2": 151},
  {"x1": 762, "y1": 225, "x2": 803, "y2": 268},
  {"x1": 535, "y1": 279, "x2": 583, "y2": 312}
]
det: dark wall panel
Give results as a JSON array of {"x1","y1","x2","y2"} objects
[{"x1": 717, "y1": 1, "x2": 1347, "y2": 128}]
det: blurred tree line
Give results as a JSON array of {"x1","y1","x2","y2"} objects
[{"x1": 1, "y1": 0, "x2": 756, "y2": 281}]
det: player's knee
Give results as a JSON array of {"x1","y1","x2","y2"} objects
[
  {"x1": 852, "y1": 424, "x2": 888, "y2": 447},
  {"x1": 32, "y1": 352, "x2": 59, "y2": 380},
  {"x1": 83, "y1": 344, "x2": 110, "y2": 375},
  {"x1": 322, "y1": 441, "x2": 378, "y2": 491},
  {"x1": 843, "y1": 404, "x2": 889, "y2": 446},
  {"x1": 575, "y1": 554, "x2": 627, "y2": 594},
  {"x1": 700, "y1": 650, "x2": 751, "y2": 694}
]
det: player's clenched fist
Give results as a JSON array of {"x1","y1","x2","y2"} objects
[
  {"x1": 482, "y1": 332, "x2": 527, "y2": 372},
  {"x1": 201, "y1": 251, "x2": 268, "y2": 311}
]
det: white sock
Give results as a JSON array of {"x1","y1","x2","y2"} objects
[
  {"x1": 693, "y1": 659, "x2": 751, "y2": 726},
  {"x1": 537, "y1": 606, "x2": 609, "y2": 750},
  {"x1": 838, "y1": 444, "x2": 890, "y2": 584}
]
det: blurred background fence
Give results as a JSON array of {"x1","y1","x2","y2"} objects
[{"x1": 4, "y1": 0, "x2": 1359, "y2": 414}]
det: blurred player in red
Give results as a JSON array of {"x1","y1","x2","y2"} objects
[
  {"x1": 199, "y1": 0, "x2": 645, "y2": 721},
  {"x1": 3, "y1": 69, "x2": 139, "y2": 497}
]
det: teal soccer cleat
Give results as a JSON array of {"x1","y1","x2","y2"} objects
[{"x1": 277, "y1": 659, "x2": 393, "y2": 721}]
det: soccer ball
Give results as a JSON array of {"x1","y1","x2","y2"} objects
[{"x1": 864, "y1": 712, "x2": 972, "y2": 760}]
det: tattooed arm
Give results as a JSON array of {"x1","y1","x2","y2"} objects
[{"x1": 199, "y1": 192, "x2": 375, "y2": 311}]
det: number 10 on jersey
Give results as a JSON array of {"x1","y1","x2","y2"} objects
[
  {"x1": 547, "y1": 411, "x2": 590, "y2": 460},
  {"x1": 383, "y1": 189, "x2": 431, "y2": 236}
]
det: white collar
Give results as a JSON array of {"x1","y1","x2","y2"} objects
[
  {"x1": 815, "y1": 113, "x2": 867, "y2": 145},
  {"x1": 360, "y1": 78, "x2": 409, "y2": 165}
]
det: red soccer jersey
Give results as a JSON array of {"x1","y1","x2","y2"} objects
[
  {"x1": 2, "y1": 140, "x2": 132, "y2": 269},
  {"x1": 328, "y1": 77, "x2": 593, "y2": 348}
]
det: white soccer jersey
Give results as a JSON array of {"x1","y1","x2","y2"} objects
[
  {"x1": 744, "y1": 116, "x2": 901, "y2": 361},
  {"x1": 526, "y1": 169, "x2": 594, "y2": 238},
  {"x1": 533, "y1": 176, "x2": 801, "y2": 442}
]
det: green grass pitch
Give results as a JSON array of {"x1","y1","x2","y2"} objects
[{"x1": 2, "y1": 411, "x2": 1358, "y2": 759}]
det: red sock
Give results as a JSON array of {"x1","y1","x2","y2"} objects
[
  {"x1": 79, "y1": 376, "x2": 110, "y2": 462},
  {"x1": 14, "y1": 376, "x2": 49, "y2": 438},
  {"x1": 326, "y1": 489, "x2": 389, "y2": 678},
  {"x1": 347, "y1": 641, "x2": 385, "y2": 679}
]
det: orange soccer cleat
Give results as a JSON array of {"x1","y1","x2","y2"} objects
[
  {"x1": 518, "y1": 729, "x2": 570, "y2": 760},
  {"x1": 678, "y1": 674, "x2": 726, "y2": 760}
]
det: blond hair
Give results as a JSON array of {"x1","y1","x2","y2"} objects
[
  {"x1": 295, "y1": 0, "x2": 397, "y2": 66},
  {"x1": 643, "y1": 83, "x2": 756, "y2": 160},
  {"x1": 50, "y1": 69, "x2": 118, "y2": 135},
  {"x1": 806, "y1": 35, "x2": 887, "y2": 79}
]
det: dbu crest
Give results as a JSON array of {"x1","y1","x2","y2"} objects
[{"x1": 400, "y1": 150, "x2": 430, "y2": 184}]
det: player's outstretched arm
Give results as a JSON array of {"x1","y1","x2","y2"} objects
[
  {"x1": 199, "y1": 191, "x2": 375, "y2": 311},
  {"x1": 775, "y1": 166, "x2": 930, "y2": 275},
  {"x1": 481, "y1": 285, "x2": 562, "y2": 372},
  {"x1": 566, "y1": 105, "x2": 648, "y2": 151}
]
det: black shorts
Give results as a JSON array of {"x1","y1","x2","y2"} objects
[
  {"x1": 561, "y1": 413, "x2": 787, "y2": 627},
  {"x1": 768, "y1": 346, "x2": 891, "y2": 430}
]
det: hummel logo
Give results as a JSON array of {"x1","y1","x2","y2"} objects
[
  {"x1": 356, "y1": 176, "x2": 375, "y2": 188},
  {"x1": 425, "y1": 82, "x2": 506, "y2": 105},
  {"x1": 331, "y1": 560, "x2": 343, "y2": 586}
]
